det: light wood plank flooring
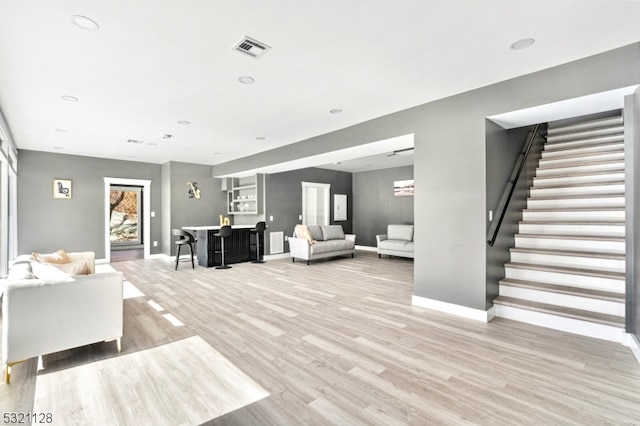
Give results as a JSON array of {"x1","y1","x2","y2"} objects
[{"x1": 2, "y1": 251, "x2": 640, "y2": 425}]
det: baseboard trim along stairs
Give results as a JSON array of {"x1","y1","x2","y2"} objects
[{"x1": 493, "y1": 114, "x2": 627, "y2": 343}]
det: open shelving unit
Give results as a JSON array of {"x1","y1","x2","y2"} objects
[{"x1": 225, "y1": 174, "x2": 264, "y2": 215}]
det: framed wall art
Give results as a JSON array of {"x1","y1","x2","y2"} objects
[{"x1": 53, "y1": 178, "x2": 72, "y2": 199}]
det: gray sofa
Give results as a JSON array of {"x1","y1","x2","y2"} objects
[
  {"x1": 376, "y1": 224, "x2": 414, "y2": 259},
  {"x1": 289, "y1": 224, "x2": 356, "y2": 265}
]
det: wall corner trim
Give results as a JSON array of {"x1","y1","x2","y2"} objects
[
  {"x1": 622, "y1": 333, "x2": 640, "y2": 365},
  {"x1": 412, "y1": 295, "x2": 495, "y2": 323}
]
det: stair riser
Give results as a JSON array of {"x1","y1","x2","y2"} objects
[
  {"x1": 504, "y1": 267, "x2": 624, "y2": 292},
  {"x1": 514, "y1": 236, "x2": 625, "y2": 254},
  {"x1": 533, "y1": 173, "x2": 625, "y2": 187},
  {"x1": 539, "y1": 152, "x2": 624, "y2": 168},
  {"x1": 522, "y1": 211, "x2": 624, "y2": 222},
  {"x1": 536, "y1": 163, "x2": 624, "y2": 177},
  {"x1": 519, "y1": 223, "x2": 625, "y2": 237},
  {"x1": 547, "y1": 117, "x2": 623, "y2": 136},
  {"x1": 541, "y1": 143, "x2": 624, "y2": 159},
  {"x1": 509, "y1": 252, "x2": 625, "y2": 273},
  {"x1": 544, "y1": 135, "x2": 624, "y2": 151},
  {"x1": 546, "y1": 126, "x2": 624, "y2": 143},
  {"x1": 527, "y1": 197, "x2": 624, "y2": 209},
  {"x1": 494, "y1": 305, "x2": 624, "y2": 343},
  {"x1": 498, "y1": 286, "x2": 625, "y2": 316},
  {"x1": 530, "y1": 184, "x2": 624, "y2": 198}
]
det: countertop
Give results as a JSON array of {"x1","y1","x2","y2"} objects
[{"x1": 183, "y1": 225, "x2": 257, "y2": 231}]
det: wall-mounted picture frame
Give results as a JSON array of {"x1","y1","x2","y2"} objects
[
  {"x1": 334, "y1": 194, "x2": 347, "y2": 221},
  {"x1": 394, "y1": 179, "x2": 414, "y2": 197},
  {"x1": 53, "y1": 178, "x2": 72, "y2": 199}
]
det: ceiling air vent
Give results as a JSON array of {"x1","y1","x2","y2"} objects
[{"x1": 232, "y1": 36, "x2": 271, "y2": 59}]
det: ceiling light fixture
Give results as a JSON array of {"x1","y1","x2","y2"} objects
[
  {"x1": 510, "y1": 38, "x2": 535, "y2": 50},
  {"x1": 162, "y1": 134, "x2": 173, "y2": 139},
  {"x1": 71, "y1": 15, "x2": 100, "y2": 31},
  {"x1": 177, "y1": 120, "x2": 190, "y2": 125},
  {"x1": 256, "y1": 136, "x2": 266, "y2": 140},
  {"x1": 54, "y1": 128, "x2": 69, "y2": 133},
  {"x1": 53, "y1": 146, "x2": 64, "y2": 150},
  {"x1": 126, "y1": 139, "x2": 144, "y2": 144},
  {"x1": 61, "y1": 95, "x2": 79, "y2": 102},
  {"x1": 238, "y1": 76, "x2": 255, "y2": 84},
  {"x1": 329, "y1": 109, "x2": 342, "y2": 114}
]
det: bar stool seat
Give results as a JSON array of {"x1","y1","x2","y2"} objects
[
  {"x1": 251, "y1": 221, "x2": 266, "y2": 263},
  {"x1": 173, "y1": 229, "x2": 195, "y2": 270},
  {"x1": 214, "y1": 225, "x2": 232, "y2": 269}
]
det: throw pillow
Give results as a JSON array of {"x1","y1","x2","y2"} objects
[
  {"x1": 31, "y1": 262, "x2": 74, "y2": 282},
  {"x1": 294, "y1": 224, "x2": 317, "y2": 245},
  {"x1": 52, "y1": 259, "x2": 90, "y2": 275},
  {"x1": 320, "y1": 225, "x2": 345, "y2": 241},
  {"x1": 32, "y1": 249, "x2": 71, "y2": 264},
  {"x1": 7, "y1": 261, "x2": 37, "y2": 280}
]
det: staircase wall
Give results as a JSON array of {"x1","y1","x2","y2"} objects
[
  {"x1": 625, "y1": 88, "x2": 640, "y2": 338},
  {"x1": 485, "y1": 122, "x2": 546, "y2": 308}
]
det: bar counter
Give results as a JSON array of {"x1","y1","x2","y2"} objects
[{"x1": 183, "y1": 225, "x2": 263, "y2": 267}]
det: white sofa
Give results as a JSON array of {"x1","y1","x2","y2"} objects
[
  {"x1": 289, "y1": 224, "x2": 356, "y2": 265},
  {"x1": 1, "y1": 251, "x2": 123, "y2": 383},
  {"x1": 376, "y1": 224, "x2": 414, "y2": 259}
]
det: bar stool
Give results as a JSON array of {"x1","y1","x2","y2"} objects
[
  {"x1": 172, "y1": 229, "x2": 195, "y2": 270},
  {"x1": 251, "y1": 221, "x2": 266, "y2": 263},
  {"x1": 214, "y1": 225, "x2": 232, "y2": 269}
]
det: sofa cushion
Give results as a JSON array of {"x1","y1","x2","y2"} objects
[
  {"x1": 320, "y1": 225, "x2": 345, "y2": 241},
  {"x1": 31, "y1": 262, "x2": 75, "y2": 282},
  {"x1": 53, "y1": 259, "x2": 91, "y2": 276},
  {"x1": 387, "y1": 225, "x2": 413, "y2": 242},
  {"x1": 32, "y1": 249, "x2": 70, "y2": 264},
  {"x1": 7, "y1": 261, "x2": 36, "y2": 280},
  {"x1": 379, "y1": 239, "x2": 412, "y2": 252},
  {"x1": 306, "y1": 225, "x2": 324, "y2": 242},
  {"x1": 309, "y1": 239, "x2": 355, "y2": 255}
]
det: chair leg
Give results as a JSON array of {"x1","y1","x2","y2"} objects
[
  {"x1": 189, "y1": 243, "x2": 195, "y2": 269},
  {"x1": 175, "y1": 245, "x2": 182, "y2": 270},
  {"x1": 252, "y1": 233, "x2": 265, "y2": 264},
  {"x1": 215, "y1": 237, "x2": 231, "y2": 269}
]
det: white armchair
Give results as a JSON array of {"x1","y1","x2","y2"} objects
[{"x1": 2, "y1": 252, "x2": 123, "y2": 383}]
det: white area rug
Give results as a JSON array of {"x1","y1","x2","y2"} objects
[{"x1": 33, "y1": 336, "x2": 269, "y2": 425}]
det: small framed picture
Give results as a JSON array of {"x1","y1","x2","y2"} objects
[{"x1": 53, "y1": 178, "x2": 72, "y2": 199}]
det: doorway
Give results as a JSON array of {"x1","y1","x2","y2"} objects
[
  {"x1": 110, "y1": 185, "x2": 143, "y2": 261},
  {"x1": 302, "y1": 182, "x2": 330, "y2": 225}
]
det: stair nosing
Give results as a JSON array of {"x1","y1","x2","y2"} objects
[
  {"x1": 514, "y1": 233, "x2": 625, "y2": 242},
  {"x1": 539, "y1": 150, "x2": 624, "y2": 163},
  {"x1": 523, "y1": 207, "x2": 625, "y2": 212},
  {"x1": 493, "y1": 296, "x2": 625, "y2": 327},
  {"x1": 537, "y1": 159, "x2": 624, "y2": 170},
  {"x1": 519, "y1": 220, "x2": 625, "y2": 225},
  {"x1": 509, "y1": 247, "x2": 625, "y2": 260},
  {"x1": 505, "y1": 261, "x2": 625, "y2": 279},
  {"x1": 533, "y1": 170, "x2": 625, "y2": 180},
  {"x1": 542, "y1": 141, "x2": 624, "y2": 155},
  {"x1": 530, "y1": 181, "x2": 625, "y2": 190},
  {"x1": 547, "y1": 117, "x2": 623, "y2": 135},
  {"x1": 499, "y1": 278, "x2": 625, "y2": 301}
]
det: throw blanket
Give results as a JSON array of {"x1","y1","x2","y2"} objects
[{"x1": 294, "y1": 224, "x2": 316, "y2": 245}]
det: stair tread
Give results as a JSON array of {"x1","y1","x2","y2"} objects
[
  {"x1": 542, "y1": 141, "x2": 624, "y2": 154},
  {"x1": 509, "y1": 247, "x2": 625, "y2": 260},
  {"x1": 539, "y1": 149, "x2": 624, "y2": 162},
  {"x1": 506, "y1": 262, "x2": 625, "y2": 279},
  {"x1": 493, "y1": 296, "x2": 625, "y2": 327},
  {"x1": 499, "y1": 278, "x2": 625, "y2": 301},
  {"x1": 531, "y1": 180, "x2": 625, "y2": 190},
  {"x1": 519, "y1": 220, "x2": 625, "y2": 225},
  {"x1": 547, "y1": 116, "x2": 623, "y2": 134},
  {"x1": 523, "y1": 207, "x2": 625, "y2": 212},
  {"x1": 528, "y1": 193, "x2": 624, "y2": 200},
  {"x1": 515, "y1": 233, "x2": 625, "y2": 242},
  {"x1": 537, "y1": 159, "x2": 624, "y2": 170},
  {"x1": 534, "y1": 170, "x2": 624, "y2": 180},
  {"x1": 546, "y1": 127, "x2": 624, "y2": 140}
]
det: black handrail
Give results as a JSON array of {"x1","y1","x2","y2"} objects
[{"x1": 487, "y1": 123, "x2": 540, "y2": 246}]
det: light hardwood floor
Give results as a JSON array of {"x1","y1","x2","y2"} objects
[{"x1": 2, "y1": 251, "x2": 640, "y2": 425}]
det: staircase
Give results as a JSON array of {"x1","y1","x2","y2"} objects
[{"x1": 493, "y1": 114, "x2": 626, "y2": 342}]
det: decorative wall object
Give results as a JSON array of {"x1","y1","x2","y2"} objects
[
  {"x1": 334, "y1": 194, "x2": 347, "y2": 221},
  {"x1": 53, "y1": 178, "x2": 72, "y2": 199},
  {"x1": 187, "y1": 181, "x2": 201, "y2": 199},
  {"x1": 393, "y1": 179, "x2": 414, "y2": 197}
]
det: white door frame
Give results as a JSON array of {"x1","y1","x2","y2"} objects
[
  {"x1": 104, "y1": 177, "x2": 151, "y2": 263},
  {"x1": 301, "y1": 181, "x2": 331, "y2": 226}
]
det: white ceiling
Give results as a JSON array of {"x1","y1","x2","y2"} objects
[{"x1": 0, "y1": 1, "x2": 639, "y2": 173}]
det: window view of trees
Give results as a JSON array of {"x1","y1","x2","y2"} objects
[{"x1": 110, "y1": 189, "x2": 140, "y2": 243}]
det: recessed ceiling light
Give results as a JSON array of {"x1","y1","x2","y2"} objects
[
  {"x1": 53, "y1": 146, "x2": 64, "y2": 150},
  {"x1": 162, "y1": 134, "x2": 173, "y2": 139},
  {"x1": 510, "y1": 38, "x2": 535, "y2": 50},
  {"x1": 256, "y1": 136, "x2": 266, "y2": 140},
  {"x1": 213, "y1": 152, "x2": 222, "y2": 156},
  {"x1": 126, "y1": 139, "x2": 144, "y2": 144},
  {"x1": 238, "y1": 76, "x2": 255, "y2": 84},
  {"x1": 61, "y1": 95, "x2": 79, "y2": 102},
  {"x1": 177, "y1": 120, "x2": 190, "y2": 125},
  {"x1": 71, "y1": 15, "x2": 100, "y2": 31},
  {"x1": 147, "y1": 142, "x2": 157, "y2": 146},
  {"x1": 54, "y1": 128, "x2": 69, "y2": 133},
  {"x1": 330, "y1": 109, "x2": 342, "y2": 114}
]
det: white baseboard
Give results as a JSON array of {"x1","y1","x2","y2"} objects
[
  {"x1": 623, "y1": 333, "x2": 640, "y2": 365},
  {"x1": 412, "y1": 295, "x2": 496, "y2": 322},
  {"x1": 264, "y1": 252, "x2": 290, "y2": 260},
  {"x1": 355, "y1": 245, "x2": 377, "y2": 252}
]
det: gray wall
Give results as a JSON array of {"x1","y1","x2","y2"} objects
[
  {"x1": 264, "y1": 167, "x2": 352, "y2": 254},
  {"x1": 352, "y1": 165, "x2": 413, "y2": 247},
  {"x1": 17, "y1": 150, "x2": 163, "y2": 258},
  {"x1": 485, "y1": 123, "x2": 542, "y2": 308},
  {"x1": 161, "y1": 161, "x2": 227, "y2": 256},
  {"x1": 626, "y1": 89, "x2": 640, "y2": 337},
  {"x1": 213, "y1": 43, "x2": 640, "y2": 311}
]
